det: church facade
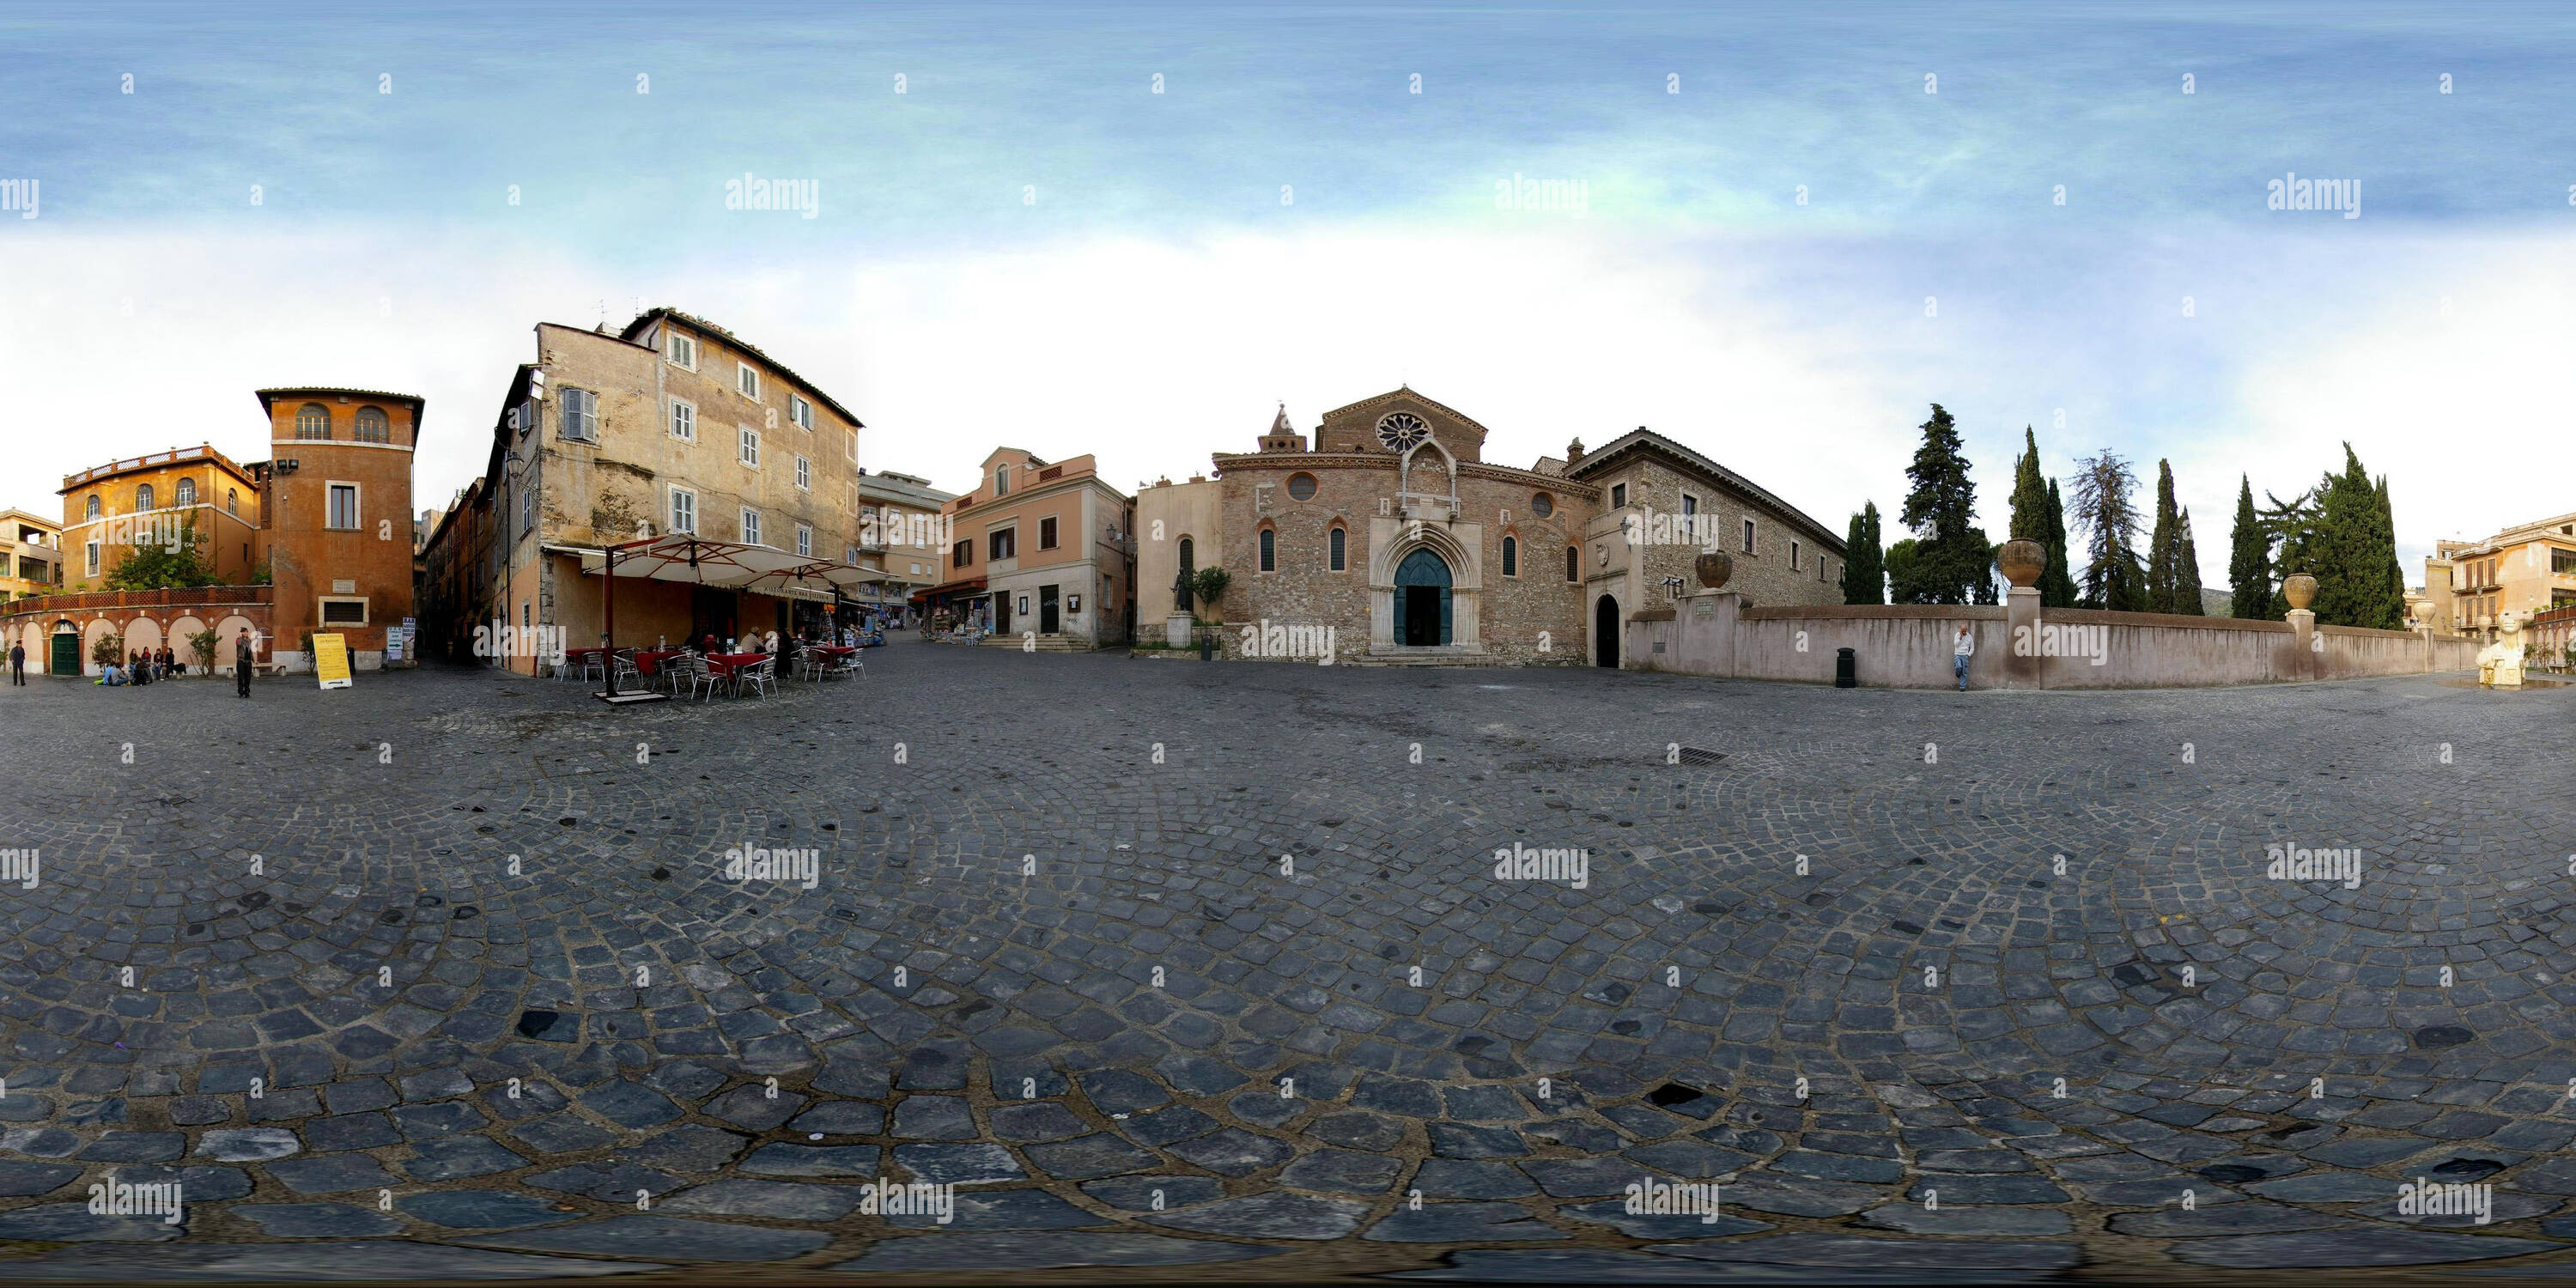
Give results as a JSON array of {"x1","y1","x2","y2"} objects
[{"x1": 1136, "y1": 388, "x2": 1849, "y2": 666}]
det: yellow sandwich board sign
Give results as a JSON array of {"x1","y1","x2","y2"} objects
[{"x1": 313, "y1": 633, "x2": 354, "y2": 690}]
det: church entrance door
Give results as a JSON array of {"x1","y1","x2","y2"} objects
[
  {"x1": 1394, "y1": 549, "x2": 1453, "y2": 646},
  {"x1": 1595, "y1": 594, "x2": 1619, "y2": 667}
]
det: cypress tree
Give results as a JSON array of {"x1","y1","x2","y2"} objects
[
  {"x1": 2228, "y1": 475, "x2": 2272, "y2": 619},
  {"x1": 2009, "y1": 428, "x2": 2048, "y2": 541},
  {"x1": 2042, "y1": 478, "x2": 2077, "y2": 608},
  {"x1": 1898, "y1": 404, "x2": 1987, "y2": 605},
  {"x1": 2174, "y1": 507, "x2": 2205, "y2": 615},
  {"x1": 1842, "y1": 502, "x2": 1886, "y2": 605},
  {"x1": 2374, "y1": 476, "x2": 2406, "y2": 629},
  {"x1": 2145, "y1": 459, "x2": 2181, "y2": 614},
  {"x1": 2314, "y1": 444, "x2": 2381, "y2": 627}
]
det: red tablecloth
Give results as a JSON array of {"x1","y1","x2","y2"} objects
[
  {"x1": 633, "y1": 648, "x2": 686, "y2": 675},
  {"x1": 707, "y1": 652, "x2": 768, "y2": 674}
]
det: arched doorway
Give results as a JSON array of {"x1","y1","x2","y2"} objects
[
  {"x1": 50, "y1": 621, "x2": 82, "y2": 676},
  {"x1": 1595, "y1": 595, "x2": 1619, "y2": 668},
  {"x1": 1394, "y1": 549, "x2": 1452, "y2": 646}
]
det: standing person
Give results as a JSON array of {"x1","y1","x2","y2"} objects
[
  {"x1": 8, "y1": 640, "x2": 23, "y2": 687},
  {"x1": 234, "y1": 630, "x2": 255, "y2": 698},
  {"x1": 1952, "y1": 623, "x2": 1974, "y2": 691}
]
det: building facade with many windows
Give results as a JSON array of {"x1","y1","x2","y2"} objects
[
  {"x1": 2421, "y1": 511, "x2": 2576, "y2": 639},
  {"x1": 927, "y1": 448, "x2": 1134, "y2": 647},
  {"x1": 1138, "y1": 388, "x2": 1845, "y2": 665},
  {"x1": 0, "y1": 511, "x2": 63, "y2": 601},
  {"x1": 58, "y1": 445, "x2": 264, "y2": 590},
  {"x1": 434, "y1": 309, "x2": 875, "y2": 672}
]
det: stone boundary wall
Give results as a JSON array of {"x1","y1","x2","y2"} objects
[{"x1": 1631, "y1": 591, "x2": 2477, "y2": 689}]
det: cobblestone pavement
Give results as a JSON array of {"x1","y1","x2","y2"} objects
[{"x1": 1, "y1": 641, "x2": 2573, "y2": 1283}]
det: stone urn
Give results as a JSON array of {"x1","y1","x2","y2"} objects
[
  {"x1": 2281, "y1": 573, "x2": 2318, "y2": 611},
  {"x1": 1693, "y1": 550, "x2": 1734, "y2": 589},
  {"x1": 1996, "y1": 538, "x2": 2046, "y2": 589}
]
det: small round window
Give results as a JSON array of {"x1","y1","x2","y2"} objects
[
  {"x1": 1287, "y1": 472, "x2": 1318, "y2": 501},
  {"x1": 1531, "y1": 491, "x2": 1554, "y2": 518}
]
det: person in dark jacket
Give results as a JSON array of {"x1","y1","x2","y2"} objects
[
  {"x1": 234, "y1": 631, "x2": 255, "y2": 698},
  {"x1": 8, "y1": 641, "x2": 23, "y2": 686}
]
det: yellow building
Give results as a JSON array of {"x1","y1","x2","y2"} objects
[
  {"x1": 2422, "y1": 510, "x2": 2576, "y2": 638},
  {"x1": 58, "y1": 445, "x2": 264, "y2": 590},
  {"x1": 0, "y1": 510, "x2": 64, "y2": 601}
]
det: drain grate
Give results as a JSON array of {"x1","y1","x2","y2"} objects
[{"x1": 1676, "y1": 746, "x2": 1726, "y2": 766}]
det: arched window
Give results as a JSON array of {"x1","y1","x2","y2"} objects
[
  {"x1": 1328, "y1": 526, "x2": 1346, "y2": 571},
  {"x1": 1258, "y1": 527, "x2": 1276, "y2": 572},
  {"x1": 85, "y1": 495, "x2": 100, "y2": 520},
  {"x1": 175, "y1": 478, "x2": 197, "y2": 506},
  {"x1": 136, "y1": 484, "x2": 155, "y2": 511},
  {"x1": 295, "y1": 403, "x2": 331, "y2": 440},
  {"x1": 1176, "y1": 536, "x2": 1195, "y2": 609},
  {"x1": 354, "y1": 406, "x2": 390, "y2": 443},
  {"x1": 1564, "y1": 544, "x2": 1579, "y2": 582},
  {"x1": 1501, "y1": 535, "x2": 1518, "y2": 577},
  {"x1": 227, "y1": 489, "x2": 239, "y2": 517}
]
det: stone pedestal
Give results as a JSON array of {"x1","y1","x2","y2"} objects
[
  {"x1": 2282, "y1": 609, "x2": 2321, "y2": 681},
  {"x1": 2003, "y1": 587, "x2": 2042, "y2": 690},
  {"x1": 1675, "y1": 590, "x2": 1739, "y2": 677},
  {"x1": 1164, "y1": 612, "x2": 1194, "y2": 649}
]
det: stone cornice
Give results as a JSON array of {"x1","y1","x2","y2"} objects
[{"x1": 1209, "y1": 452, "x2": 1601, "y2": 501}]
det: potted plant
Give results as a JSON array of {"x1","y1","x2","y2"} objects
[
  {"x1": 1188, "y1": 567, "x2": 1230, "y2": 659},
  {"x1": 89, "y1": 631, "x2": 125, "y2": 674},
  {"x1": 189, "y1": 628, "x2": 220, "y2": 675}
]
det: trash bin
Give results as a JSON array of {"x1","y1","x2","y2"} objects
[
  {"x1": 1199, "y1": 635, "x2": 1213, "y2": 661},
  {"x1": 1835, "y1": 647, "x2": 1856, "y2": 688}
]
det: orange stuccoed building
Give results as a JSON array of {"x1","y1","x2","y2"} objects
[{"x1": 254, "y1": 389, "x2": 425, "y2": 669}]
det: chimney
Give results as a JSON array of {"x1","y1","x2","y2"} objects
[{"x1": 1565, "y1": 437, "x2": 1585, "y2": 465}]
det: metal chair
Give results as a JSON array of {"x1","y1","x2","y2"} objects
[
  {"x1": 734, "y1": 657, "x2": 778, "y2": 698},
  {"x1": 608, "y1": 650, "x2": 641, "y2": 690},
  {"x1": 663, "y1": 654, "x2": 699, "y2": 697},
  {"x1": 690, "y1": 657, "x2": 730, "y2": 702}
]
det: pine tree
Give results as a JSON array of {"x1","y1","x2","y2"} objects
[
  {"x1": 2228, "y1": 475, "x2": 2273, "y2": 620},
  {"x1": 1897, "y1": 404, "x2": 1988, "y2": 605},
  {"x1": 2174, "y1": 507, "x2": 2205, "y2": 615},
  {"x1": 2069, "y1": 449, "x2": 2146, "y2": 611},
  {"x1": 1842, "y1": 502, "x2": 1886, "y2": 605},
  {"x1": 2042, "y1": 478, "x2": 2078, "y2": 608},
  {"x1": 2145, "y1": 459, "x2": 2180, "y2": 614}
]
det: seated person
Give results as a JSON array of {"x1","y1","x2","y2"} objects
[{"x1": 101, "y1": 663, "x2": 127, "y2": 686}]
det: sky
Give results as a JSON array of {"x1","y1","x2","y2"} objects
[{"x1": 3, "y1": 1, "x2": 2573, "y2": 587}]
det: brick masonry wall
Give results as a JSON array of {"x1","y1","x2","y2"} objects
[
  {"x1": 1213, "y1": 456, "x2": 1589, "y2": 664},
  {"x1": 1583, "y1": 456, "x2": 1845, "y2": 611}
]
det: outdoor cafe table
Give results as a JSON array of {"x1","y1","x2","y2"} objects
[
  {"x1": 705, "y1": 652, "x2": 768, "y2": 681},
  {"x1": 632, "y1": 648, "x2": 687, "y2": 676}
]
